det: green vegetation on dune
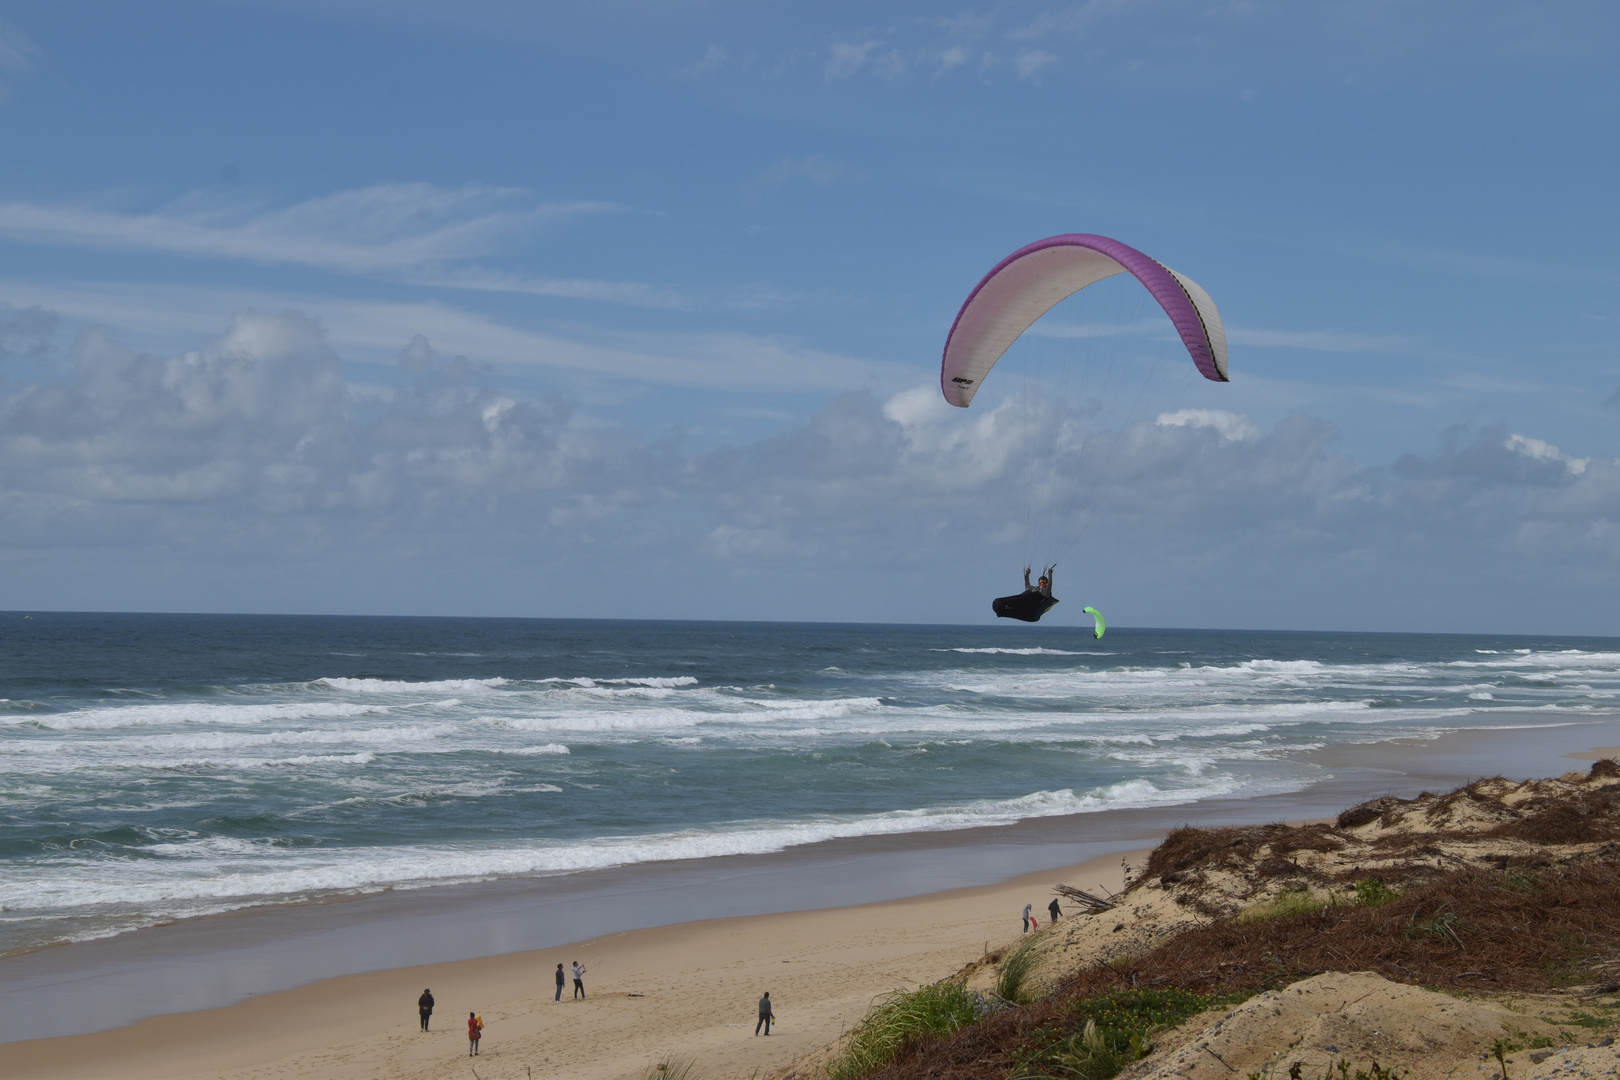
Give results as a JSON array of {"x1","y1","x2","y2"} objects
[
  {"x1": 1012, "y1": 989, "x2": 1248, "y2": 1080},
  {"x1": 996, "y1": 936, "x2": 1045, "y2": 1005},
  {"x1": 1238, "y1": 885, "x2": 1328, "y2": 923},
  {"x1": 827, "y1": 979, "x2": 999, "y2": 1080}
]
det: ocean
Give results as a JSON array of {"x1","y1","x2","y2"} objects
[{"x1": 3, "y1": 612, "x2": 1618, "y2": 960}]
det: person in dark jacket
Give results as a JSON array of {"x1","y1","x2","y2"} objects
[
  {"x1": 418, "y1": 988, "x2": 434, "y2": 1031},
  {"x1": 1048, "y1": 898, "x2": 1062, "y2": 923},
  {"x1": 1022, "y1": 565, "x2": 1056, "y2": 598},
  {"x1": 555, "y1": 962, "x2": 566, "y2": 1002},
  {"x1": 755, "y1": 991, "x2": 774, "y2": 1036}
]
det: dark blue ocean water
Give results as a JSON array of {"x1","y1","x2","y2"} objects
[{"x1": 3, "y1": 612, "x2": 1618, "y2": 957}]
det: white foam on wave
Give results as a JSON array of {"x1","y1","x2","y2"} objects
[
  {"x1": 750, "y1": 697, "x2": 885, "y2": 722},
  {"x1": 566, "y1": 676, "x2": 699, "y2": 689},
  {"x1": 499, "y1": 743, "x2": 571, "y2": 756},
  {"x1": 492, "y1": 696, "x2": 885, "y2": 736},
  {"x1": 317, "y1": 677, "x2": 510, "y2": 694},
  {"x1": 1444, "y1": 650, "x2": 1620, "y2": 676},
  {"x1": 0, "y1": 774, "x2": 1260, "y2": 914},
  {"x1": 160, "y1": 752, "x2": 381, "y2": 769},
  {"x1": 567, "y1": 686, "x2": 679, "y2": 700},
  {"x1": 939, "y1": 648, "x2": 1097, "y2": 656},
  {"x1": 4, "y1": 701, "x2": 386, "y2": 731}
]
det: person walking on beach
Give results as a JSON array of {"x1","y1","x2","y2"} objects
[
  {"x1": 467, "y1": 1011, "x2": 482, "y2": 1056},
  {"x1": 555, "y1": 962, "x2": 566, "y2": 1002},
  {"x1": 418, "y1": 988, "x2": 434, "y2": 1031},
  {"x1": 1049, "y1": 898, "x2": 1062, "y2": 924},
  {"x1": 1023, "y1": 903, "x2": 1033, "y2": 933},
  {"x1": 755, "y1": 992, "x2": 774, "y2": 1036},
  {"x1": 572, "y1": 960, "x2": 587, "y2": 999}
]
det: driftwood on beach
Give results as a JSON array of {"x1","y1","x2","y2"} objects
[{"x1": 1052, "y1": 883, "x2": 1116, "y2": 913}]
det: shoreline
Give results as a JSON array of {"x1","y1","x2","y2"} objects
[{"x1": 2, "y1": 715, "x2": 1617, "y2": 1058}]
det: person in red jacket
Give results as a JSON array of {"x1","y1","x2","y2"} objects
[{"x1": 467, "y1": 1012, "x2": 483, "y2": 1056}]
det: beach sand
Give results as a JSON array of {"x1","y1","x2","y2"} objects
[
  {"x1": 0, "y1": 850, "x2": 1138, "y2": 1080},
  {"x1": 7, "y1": 720, "x2": 1619, "y2": 1080},
  {"x1": 1564, "y1": 744, "x2": 1620, "y2": 761}
]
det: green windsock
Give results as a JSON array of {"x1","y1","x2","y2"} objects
[{"x1": 1082, "y1": 607, "x2": 1106, "y2": 640}]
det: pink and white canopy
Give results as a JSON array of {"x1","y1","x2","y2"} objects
[{"x1": 940, "y1": 234, "x2": 1228, "y2": 407}]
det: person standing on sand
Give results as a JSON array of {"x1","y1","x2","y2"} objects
[
  {"x1": 555, "y1": 962, "x2": 566, "y2": 1002},
  {"x1": 418, "y1": 988, "x2": 434, "y2": 1031},
  {"x1": 572, "y1": 960, "x2": 587, "y2": 999},
  {"x1": 1049, "y1": 898, "x2": 1062, "y2": 924},
  {"x1": 1023, "y1": 903, "x2": 1032, "y2": 933},
  {"x1": 467, "y1": 1011, "x2": 482, "y2": 1056},
  {"x1": 755, "y1": 992, "x2": 774, "y2": 1036}
]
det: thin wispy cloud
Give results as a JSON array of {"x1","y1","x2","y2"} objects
[
  {"x1": 826, "y1": 39, "x2": 882, "y2": 80},
  {"x1": 0, "y1": 282, "x2": 908, "y2": 394},
  {"x1": 422, "y1": 267, "x2": 698, "y2": 311},
  {"x1": 0, "y1": 17, "x2": 37, "y2": 104},
  {"x1": 1015, "y1": 49, "x2": 1057, "y2": 81},
  {"x1": 1226, "y1": 327, "x2": 1415, "y2": 353},
  {"x1": 0, "y1": 185, "x2": 616, "y2": 274},
  {"x1": 677, "y1": 44, "x2": 728, "y2": 77}
]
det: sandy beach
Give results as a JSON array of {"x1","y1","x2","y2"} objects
[
  {"x1": 5, "y1": 719, "x2": 1619, "y2": 1080},
  {"x1": 0, "y1": 849, "x2": 1140, "y2": 1080}
]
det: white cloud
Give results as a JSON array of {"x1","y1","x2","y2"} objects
[
  {"x1": 0, "y1": 313, "x2": 1615, "y2": 628},
  {"x1": 0, "y1": 17, "x2": 36, "y2": 73},
  {"x1": 1015, "y1": 49, "x2": 1058, "y2": 81},
  {"x1": 421, "y1": 267, "x2": 697, "y2": 310},
  {"x1": 0, "y1": 17, "x2": 37, "y2": 105},
  {"x1": 1155, "y1": 408, "x2": 1260, "y2": 442},
  {"x1": 825, "y1": 39, "x2": 881, "y2": 80},
  {"x1": 677, "y1": 44, "x2": 727, "y2": 77},
  {"x1": 0, "y1": 281, "x2": 908, "y2": 393},
  {"x1": 1227, "y1": 326, "x2": 1414, "y2": 352},
  {"x1": 1505, "y1": 433, "x2": 1589, "y2": 475},
  {"x1": 0, "y1": 185, "x2": 614, "y2": 275},
  {"x1": 937, "y1": 45, "x2": 971, "y2": 75}
]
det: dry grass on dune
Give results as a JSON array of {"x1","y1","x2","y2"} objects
[
  {"x1": 1064, "y1": 855, "x2": 1620, "y2": 998},
  {"x1": 845, "y1": 761, "x2": 1620, "y2": 1080}
]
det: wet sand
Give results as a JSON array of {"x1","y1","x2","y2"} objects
[{"x1": 2, "y1": 716, "x2": 1617, "y2": 1078}]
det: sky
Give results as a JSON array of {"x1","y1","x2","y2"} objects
[{"x1": 0, "y1": 0, "x2": 1616, "y2": 632}]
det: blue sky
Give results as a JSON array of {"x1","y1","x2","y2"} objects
[{"x1": 0, "y1": 1, "x2": 1616, "y2": 632}]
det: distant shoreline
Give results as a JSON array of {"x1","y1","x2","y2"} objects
[{"x1": 2, "y1": 713, "x2": 1617, "y2": 1054}]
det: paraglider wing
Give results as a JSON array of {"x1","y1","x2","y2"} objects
[
  {"x1": 940, "y1": 234, "x2": 1228, "y2": 407},
  {"x1": 1082, "y1": 606, "x2": 1106, "y2": 640}
]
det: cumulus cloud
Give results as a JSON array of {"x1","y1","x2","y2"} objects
[
  {"x1": 1, "y1": 311, "x2": 1614, "y2": 628},
  {"x1": 1504, "y1": 433, "x2": 1588, "y2": 476},
  {"x1": 0, "y1": 311, "x2": 670, "y2": 531},
  {"x1": 1156, "y1": 408, "x2": 1259, "y2": 442},
  {"x1": 0, "y1": 302, "x2": 55, "y2": 360}
]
